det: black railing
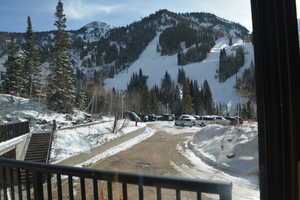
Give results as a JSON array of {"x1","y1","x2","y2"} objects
[
  {"x1": 46, "y1": 120, "x2": 56, "y2": 164},
  {"x1": 0, "y1": 121, "x2": 30, "y2": 143},
  {"x1": 0, "y1": 158, "x2": 232, "y2": 200}
]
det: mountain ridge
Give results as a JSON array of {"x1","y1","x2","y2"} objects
[{"x1": 0, "y1": 10, "x2": 252, "y2": 106}]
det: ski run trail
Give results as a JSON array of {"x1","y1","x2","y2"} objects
[{"x1": 105, "y1": 35, "x2": 254, "y2": 110}]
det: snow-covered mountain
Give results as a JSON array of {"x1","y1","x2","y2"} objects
[
  {"x1": 76, "y1": 21, "x2": 112, "y2": 43},
  {"x1": 0, "y1": 10, "x2": 249, "y2": 71},
  {"x1": 0, "y1": 9, "x2": 252, "y2": 107}
]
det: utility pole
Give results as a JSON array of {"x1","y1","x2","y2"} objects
[
  {"x1": 167, "y1": 103, "x2": 169, "y2": 114},
  {"x1": 110, "y1": 92, "x2": 113, "y2": 116},
  {"x1": 121, "y1": 95, "x2": 124, "y2": 119}
]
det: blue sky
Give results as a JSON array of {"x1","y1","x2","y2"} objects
[{"x1": 0, "y1": 0, "x2": 258, "y2": 32}]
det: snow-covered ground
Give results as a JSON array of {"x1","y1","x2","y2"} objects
[
  {"x1": 0, "y1": 94, "x2": 96, "y2": 131},
  {"x1": 0, "y1": 94, "x2": 150, "y2": 167},
  {"x1": 189, "y1": 123, "x2": 258, "y2": 176},
  {"x1": 105, "y1": 35, "x2": 254, "y2": 110},
  {"x1": 50, "y1": 119, "x2": 146, "y2": 163},
  {"x1": 177, "y1": 122, "x2": 259, "y2": 200}
]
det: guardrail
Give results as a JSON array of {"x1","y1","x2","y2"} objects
[
  {"x1": 0, "y1": 121, "x2": 30, "y2": 143},
  {"x1": 0, "y1": 158, "x2": 232, "y2": 200}
]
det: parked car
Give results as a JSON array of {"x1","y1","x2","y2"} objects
[
  {"x1": 125, "y1": 111, "x2": 141, "y2": 121},
  {"x1": 175, "y1": 118, "x2": 194, "y2": 127},
  {"x1": 163, "y1": 114, "x2": 175, "y2": 121},
  {"x1": 193, "y1": 115, "x2": 207, "y2": 127},
  {"x1": 142, "y1": 115, "x2": 149, "y2": 122},
  {"x1": 148, "y1": 114, "x2": 157, "y2": 121},
  {"x1": 155, "y1": 115, "x2": 162, "y2": 121},
  {"x1": 213, "y1": 116, "x2": 231, "y2": 125},
  {"x1": 175, "y1": 115, "x2": 196, "y2": 127},
  {"x1": 157, "y1": 114, "x2": 174, "y2": 121},
  {"x1": 199, "y1": 115, "x2": 215, "y2": 124},
  {"x1": 224, "y1": 116, "x2": 237, "y2": 125},
  {"x1": 156, "y1": 115, "x2": 165, "y2": 121},
  {"x1": 224, "y1": 116, "x2": 243, "y2": 125},
  {"x1": 233, "y1": 116, "x2": 243, "y2": 124}
]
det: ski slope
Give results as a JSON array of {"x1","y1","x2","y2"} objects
[{"x1": 105, "y1": 35, "x2": 254, "y2": 108}]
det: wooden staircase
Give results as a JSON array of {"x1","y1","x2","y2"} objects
[
  {"x1": 21, "y1": 132, "x2": 53, "y2": 184},
  {"x1": 24, "y1": 132, "x2": 52, "y2": 163}
]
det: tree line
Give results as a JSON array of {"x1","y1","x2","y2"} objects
[
  {"x1": 235, "y1": 61, "x2": 256, "y2": 119},
  {"x1": 217, "y1": 42, "x2": 245, "y2": 82},
  {"x1": 82, "y1": 67, "x2": 218, "y2": 118},
  {"x1": 235, "y1": 61, "x2": 256, "y2": 102},
  {"x1": 123, "y1": 68, "x2": 216, "y2": 116}
]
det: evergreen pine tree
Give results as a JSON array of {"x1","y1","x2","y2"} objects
[
  {"x1": 22, "y1": 16, "x2": 41, "y2": 98},
  {"x1": 74, "y1": 69, "x2": 90, "y2": 111},
  {"x1": 160, "y1": 71, "x2": 174, "y2": 106},
  {"x1": 191, "y1": 80, "x2": 202, "y2": 114},
  {"x1": 127, "y1": 69, "x2": 149, "y2": 114},
  {"x1": 177, "y1": 68, "x2": 186, "y2": 85},
  {"x1": 202, "y1": 80, "x2": 214, "y2": 114},
  {"x1": 182, "y1": 80, "x2": 193, "y2": 114},
  {"x1": 47, "y1": 1, "x2": 76, "y2": 113},
  {"x1": 75, "y1": 88, "x2": 89, "y2": 110},
  {"x1": 4, "y1": 37, "x2": 23, "y2": 96},
  {"x1": 246, "y1": 100, "x2": 254, "y2": 119},
  {"x1": 241, "y1": 104, "x2": 248, "y2": 119},
  {"x1": 148, "y1": 87, "x2": 160, "y2": 114}
]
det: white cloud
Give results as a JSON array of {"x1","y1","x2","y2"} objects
[{"x1": 64, "y1": 0, "x2": 123, "y2": 20}]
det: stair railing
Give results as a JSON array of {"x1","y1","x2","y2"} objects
[{"x1": 46, "y1": 120, "x2": 56, "y2": 164}]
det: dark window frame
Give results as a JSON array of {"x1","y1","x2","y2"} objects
[{"x1": 251, "y1": 0, "x2": 300, "y2": 199}]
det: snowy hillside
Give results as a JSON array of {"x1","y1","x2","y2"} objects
[
  {"x1": 105, "y1": 35, "x2": 254, "y2": 108},
  {"x1": 182, "y1": 12, "x2": 248, "y2": 38},
  {"x1": 0, "y1": 94, "x2": 93, "y2": 130},
  {"x1": 0, "y1": 10, "x2": 249, "y2": 81},
  {"x1": 76, "y1": 21, "x2": 112, "y2": 42},
  {"x1": 0, "y1": 93, "x2": 150, "y2": 167}
]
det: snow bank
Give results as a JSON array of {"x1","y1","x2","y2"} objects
[
  {"x1": 50, "y1": 119, "x2": 145, "y2": 163},
  {"x1": 189, "y1": 123, "x2": 258, "y2": 176},
  {"x1": 76, "y1": 127, "x2": 154, "y2": 167},
  {"x1": 0, "y1": 94, "x2": 97, "y2": 131},
  {"x1": 176, "y1": 140, "x2": 259, "y2": 200}
]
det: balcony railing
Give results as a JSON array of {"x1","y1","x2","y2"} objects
[
  {"x1": 0, "y1": 121, "x2": 30, "y2": 143},
  {"x1": 0, "y1": 158, "x2": 232, "y2": 200}
]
